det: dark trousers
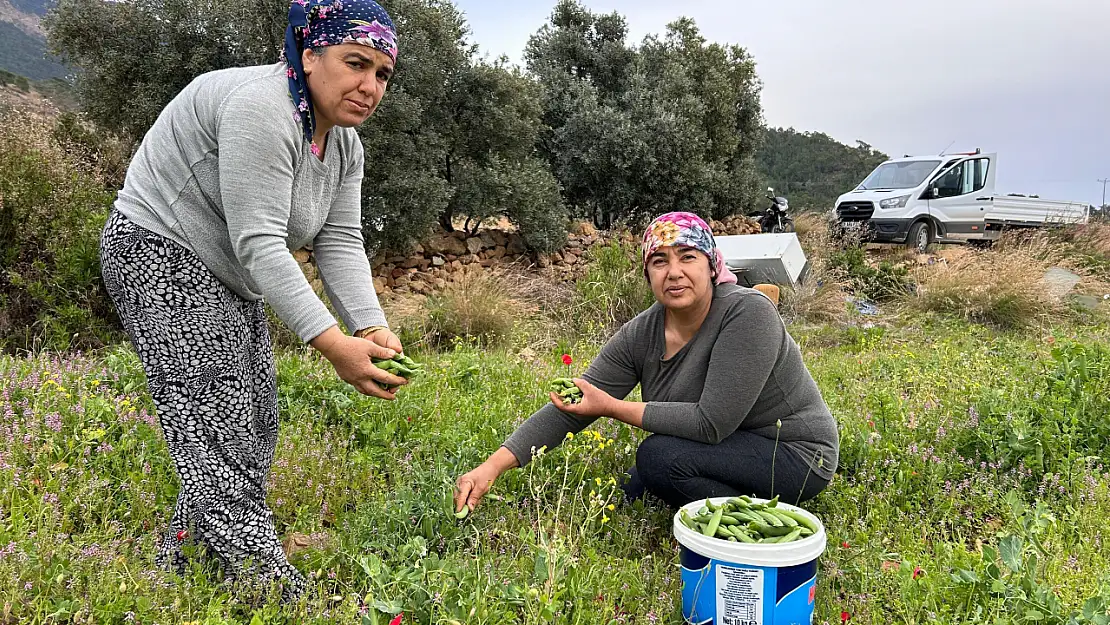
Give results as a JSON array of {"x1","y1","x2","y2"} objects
[{"x1": 624, "y1": 430, "x2": 830, "y2": 508}]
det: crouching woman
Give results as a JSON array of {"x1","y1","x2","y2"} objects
[{"x1": 455, "y1": 212, "x2": 839, "y2": 512}]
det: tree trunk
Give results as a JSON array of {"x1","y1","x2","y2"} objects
[{"x1": 439, "y1": 154, "x2": 455, "y2": 232}]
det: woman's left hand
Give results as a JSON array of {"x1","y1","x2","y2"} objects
[
  {"x1": 361, "y1": 328, "x2": 403, "y2": 354},
  {"x1": 550, "y1": 378, "x2": 614, "y2": 419}
]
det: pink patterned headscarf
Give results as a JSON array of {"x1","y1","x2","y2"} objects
[{"x1": 641, "y1": 212, "x2": 738, "y2": 285}]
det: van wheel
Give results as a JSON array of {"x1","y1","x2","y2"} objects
[{"x1": 906, "y1": 221, "x2": 932, "y2": 253}]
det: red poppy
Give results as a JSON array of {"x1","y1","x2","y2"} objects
[
  {"x1": 176, "y1": 530, "x2": 188, "y2": 541},
  {"x1": 388, "y1": 614, "x2": 403, "y2": 625},
  {"x1": 841, "y1": 611, "x2": 851, "y2": 623},
  {"x1": 913, "y1": 566, "x2": 925, "y2": 580},
  {"x1": 841, "y1": 541, "x2": 850, "y2": 549},
  {"x1": 561, "y1": 354, "x2": 573, "y2": 366}
]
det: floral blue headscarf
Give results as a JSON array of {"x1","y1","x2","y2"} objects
[{"x1": 282, "y1": 0, "x2": 398, "y2": 155}]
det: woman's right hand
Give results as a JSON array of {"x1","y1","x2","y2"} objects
[
  {"x1": 311, "y1": 326, "x2": 408, "y2": 399},
  {"x1": 454, "y1": 447, "x2": 519, "y2": 514}
]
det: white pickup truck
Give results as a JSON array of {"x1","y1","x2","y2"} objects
[{"x1": 832, "y1": 150, "x2": 1090, "y2": 252}]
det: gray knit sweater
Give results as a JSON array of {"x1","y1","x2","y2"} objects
[
  {"x1": 503, "y1": 284, "x2": 839, "y2": 480},
  {"x1": 113, "y1": 62, "x2": 387, "y2": 342}
]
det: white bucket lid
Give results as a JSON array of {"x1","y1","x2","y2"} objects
[{"x1": 673, "y1": 497, "x2": 827, "y2": 568}]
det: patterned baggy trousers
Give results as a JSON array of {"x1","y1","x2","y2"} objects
[{"x1": 99, "y1": 210, "x2": 307, "y2": 599}]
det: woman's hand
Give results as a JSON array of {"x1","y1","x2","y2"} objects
[
  {"x1": 311, "y1": 326, "x2": 408, "y2": 399},
  {"x1": 359, "y1": 327, "x2": 403, "y2": 355},
  {"x1": 454, "y1": 447, "x2": 518, "y2": 514},
  {"x1": 550, "y1": 378, "x2": 616, "y2": 419}
]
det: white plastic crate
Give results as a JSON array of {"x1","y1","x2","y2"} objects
[{"x1": 716, "y1": 233, "x2": 809, "y2": 287}]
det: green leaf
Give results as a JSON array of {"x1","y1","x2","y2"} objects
[
  {"x1": 533, "y1": 552, "x2": 549, "y2": 583},
  {"x1": 955, "y1": 569, "x2": 980, "y2": 584},
  {"x1": 370, "y1": 599, "x2": 402, "y2": 615},
  {"x1": 1024, "y1": 610, "x2": 1044, "y2": 621},
  {"x1": 1000, "y1": 535, "x2": 1023, "y2": 572},
  {"x1": 1083, "y1": 598, "x2": 1106, "y2": 620},
  {"x1": 249, "y1": 615, "x2": 265, "y2": 625}
]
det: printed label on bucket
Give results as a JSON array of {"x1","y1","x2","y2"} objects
[
  {"x1": 716, "y1": 565, "x2": 763, "y2": 625},
  {"x1": 680, "y1": 546, "x2": 818, "y2": 625}
]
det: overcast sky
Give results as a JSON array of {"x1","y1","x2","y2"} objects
[{"x1": 450, "y1": 0, "x2": 1110, "y2": 206}]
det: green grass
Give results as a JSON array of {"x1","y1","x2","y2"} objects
[{"x1": 3, "y1": 314, "x2": 1110, "y2": 624}]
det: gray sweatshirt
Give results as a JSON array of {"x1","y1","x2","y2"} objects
[
  {"x1": 503, "y1": 284, "x2": 839, "y2": 481},
  {"x1": 113, "y1": 62, "x2": 387, "y2": 342}
]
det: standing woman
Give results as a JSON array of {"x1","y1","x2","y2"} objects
[{"x1": 99, "y1": 0, "x2": 403, "y2": 599}]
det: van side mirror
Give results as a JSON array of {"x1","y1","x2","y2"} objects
[{"x1": 927, "y1": 186, "x2": 939, "y2": 199}]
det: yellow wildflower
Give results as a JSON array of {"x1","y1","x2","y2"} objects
[
  {"x1": 607, "y1": 504, "x2": 615, "y2": 511},
  {"x1": 565, "y1": 432, "x2": 574, "y2": 440},
  {"x1": 601, "y1": 515, "x2": 610, "y2": 524},
  {"x1": 595, "y1": 478, "x2": 602, "y2": 486}
]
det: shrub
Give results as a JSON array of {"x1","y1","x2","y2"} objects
[
  {"x1": 905, "y1": 249, "x2": 1055, "y2": 329},
  {"x1": 0, "y1": 109, "x2": 119, "y2": 353},
  {"x1": 572, "y1": 239, "x2": 655, "y2": 333},
  {"x1": 421, "y1": 267, "x2": 531, "y2": 347},
  {"x1": 779, "y1": 212, "x2": 851, "y2": 325},
  {"x1": 827, "y1": 245, "x2": 915, "y2": 303}
]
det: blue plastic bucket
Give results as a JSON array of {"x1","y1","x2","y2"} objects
[{"x1": 673, "y1": 497, "x2": 827, "y2": 625}]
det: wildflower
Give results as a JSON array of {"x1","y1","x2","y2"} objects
[
  {"x1": 601, "y1": 515, "x2": 610, "y2": 524},
  {"x1": 913, "y1": 566, "x2": 925, "y2": 580},
  {"x1": 176, "y1": 530, "x2": 188, "y2": 541},
  {"x1": 388, "y1": 613, "x2": 403, "y2": 625},
  {"x1": 561, "y1": 354, "x2": 573, "y2": 366},
  {"x1": 607, "y1": 504, "x2": 614, "y2": 511},
  {"x1": 841, "y1": 541, "x2": 850, "y2": 549},
  {"x1": 841, "y1": 611, "x2": 850, "y2": 623},
  {"x1": 565, "y1": 432, "x2": 574, "y2": 441},
  {"x1": 45, "y1": 413, "x2": 62, "y2": 432},
  {"x1": 595, "y1": 478, "x2": 602, "y2": 486}
]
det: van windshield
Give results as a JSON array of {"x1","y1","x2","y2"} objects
[{"x1": 858, "y1": 160, "x2": 941, "y2": 190}]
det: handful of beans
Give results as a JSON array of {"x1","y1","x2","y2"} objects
[
  {"x1": 679, "y1": 496, "x2": 819, "y2": 544},
  {"x1": 548, "y1": 378, "x2": 583, "y2": 404},
  {"x1": 372, "y1": 354, "x2": 424, "y2": 389}
]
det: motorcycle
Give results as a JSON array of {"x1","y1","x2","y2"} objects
[{"x1": 749, "y1": 187, "x2": 795, "y2": 233}]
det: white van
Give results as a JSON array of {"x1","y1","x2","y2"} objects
[{"x1": 833, "y1": 150, "x2": 1090, "y2": 252}]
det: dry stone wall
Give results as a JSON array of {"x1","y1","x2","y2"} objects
[{"x1": 294, "y1": 215, "x2": 762, "y2": 297}]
